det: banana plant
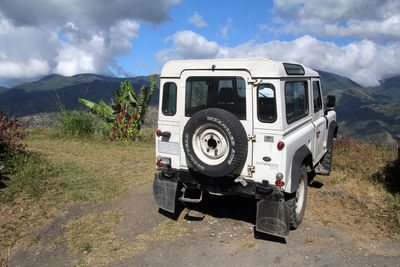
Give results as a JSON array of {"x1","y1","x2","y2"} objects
[{"x1": 78, "y1": 74, "x2": 157, "y2": 132}]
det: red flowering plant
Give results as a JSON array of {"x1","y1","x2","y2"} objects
[
  {"x1": 109, "y1": 109, "x2": 141, "y2": 141},
  {"x1": 0, "y1": 111, "x2": 28, "y2": 170}
]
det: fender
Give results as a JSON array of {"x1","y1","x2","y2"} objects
[
  {"x1": 290, "y1": 145, "x2": 312, "y2": 193},
  {"x1": 327, "y1": 121, "x2": 338, "y2": 149}
]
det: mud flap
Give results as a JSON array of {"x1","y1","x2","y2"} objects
[
  {"x1": 153, "y1": 173, "x2": 178, "y2": 213},
  {"x1": 256, "y1": 199, "x2": 290, "y2": 237}
]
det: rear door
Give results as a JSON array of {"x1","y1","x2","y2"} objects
[
  {"x1": 179, "y1": 70, "x2": 253, "y2": 176},
  {"x1": 311, "y1": 79, "x2": 326, "y2": 162}
]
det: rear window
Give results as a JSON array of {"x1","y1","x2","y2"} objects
[{"x1": 185, "y1": 76, "x2": 246, "y2": 120}]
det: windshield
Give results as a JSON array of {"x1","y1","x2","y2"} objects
[{"x1": 185, "y1": 76, "x2": 246, "y2": 120}]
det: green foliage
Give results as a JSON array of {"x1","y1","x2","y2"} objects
[
  {"x1": 58, "y1": 110, "x2": 96, "y2": 136},
  {"x1": 79, "y1": 74, "x2": 157, "y2": 140},
  {"x1": 0, "y1": 150, "x2": 52, "y2": 201}
]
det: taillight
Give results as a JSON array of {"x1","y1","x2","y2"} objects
[
  {"x1": 156, "y1": 156, "x2": 171, "y2": 169},
  {"x1": 275, "y1": 172, "x2": 284, "y2": 187},
  {"x1": 156, "y1": 129, "x2": 162, "y2": 137},
  {"x1": 277, "y1": 141, "x2": 285, "y2": 150}
]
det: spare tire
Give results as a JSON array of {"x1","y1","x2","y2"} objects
[{"x1": 182, "y1": 108, "x2": 248, "y2": 177}]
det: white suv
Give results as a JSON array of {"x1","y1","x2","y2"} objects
[{"x1": 153, "y1": 58, "x2": 338, "y2": 237}]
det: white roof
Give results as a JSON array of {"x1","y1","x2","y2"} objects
[{"x1": 160, "y1": 58, "x2": 319, "y2": 78}]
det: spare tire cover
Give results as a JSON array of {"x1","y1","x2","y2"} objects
[{"x1": 182, "y1": 108, "x2": 248, "y2": 177}]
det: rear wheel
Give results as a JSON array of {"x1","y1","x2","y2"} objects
[{"x1": 286, "y1": 165, "x2": 308, "y2": 229}]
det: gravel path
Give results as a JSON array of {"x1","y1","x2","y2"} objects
[{"x1": 8, "y1": 184, "x2": 400, "y2": 266}]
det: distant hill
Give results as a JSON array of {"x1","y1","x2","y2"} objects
[
  {"x1": 318, "y1": 71, "x2": 400, "y2": 142},
  {"x1": 0, "y1": 71, "x2": 399, "y2": 143},
  {"x1": 366, "y1": 75, "x2": 400, "y2": 101},
  {"x1": 0, "y1": 86, "x2": 8, "y2": 94},
  {"x1": 0, "y1": 74, "x2": 159, "y2": 117}
]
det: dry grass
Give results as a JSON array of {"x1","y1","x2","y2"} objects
[
  {"x1": 66, "y1": 212, "x2": 147, "y2": 266},
  {"x1": 0, "y1": 128, "x2": 156, "y2": 264},
  {"x1": 307, "y1": 136, "x2": 400, "y2": 241},
  {"x1": 137, "y1": 212, "x2": 188, "y2": 242}
]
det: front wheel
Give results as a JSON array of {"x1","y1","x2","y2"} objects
[{"x1": 286, "y1": 165, "x2": 308, "y2": 229}]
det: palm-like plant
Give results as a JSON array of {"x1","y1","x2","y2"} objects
[{"x1": 78, "y1": 74, "x2": 157, "y2": 136}]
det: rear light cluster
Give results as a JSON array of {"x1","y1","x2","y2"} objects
[
  {"x1": 156, "y1": 129, "x2": 171, "y2": 138},
  {"x1": 156, "y1": 156, "x2": 171, "y2": 169},
  {"x1": 275, "y1": 172, "x2": 284, "y2": 187}
]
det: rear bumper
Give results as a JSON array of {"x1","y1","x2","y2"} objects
[
  {"x1": 154, "y1": 169, "x2": 290, "y2": 236},
  {"x1": 157, "y1": 169, "x2": 284, "y2": 201}
]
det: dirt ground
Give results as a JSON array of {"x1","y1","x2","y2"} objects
[{"x1": 8, "y1": 182, "x2": 400, "y2": 267}]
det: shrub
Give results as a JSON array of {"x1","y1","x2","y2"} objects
[
  {"x1": 0, "y1": 111, "x2": 27, "y2": 161},
  {"x1": 58, "y1": 110, "x2": 95, "y2": 136}
]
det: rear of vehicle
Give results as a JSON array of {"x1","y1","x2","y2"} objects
[{"x1": 154, "y1": 59, "x2": 336, "y2": 237}]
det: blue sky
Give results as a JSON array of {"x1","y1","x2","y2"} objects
[{"x1": 0, "y1": 0, "x2": 399, "y2": 87}]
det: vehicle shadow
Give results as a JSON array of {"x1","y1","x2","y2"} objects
[
  {"x1": 180, "y1": 193, "x2": 287, "y2": 243},
  {"x1": 184, "y1": 193, "x2": 257, "y2": 224}
]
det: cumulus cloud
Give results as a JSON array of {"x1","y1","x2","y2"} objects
[
  {"x1": 188, "y1": 12, "x2": 207, "y2": 28},
  {"x1": 0, "y1": 0, "x2": 180, "y2": 86},
  {"x1": 157, "y1": 31, "x2": 400, "y2": 87},
  {"x1": 165, "y1": 30, "x2": 219, "y2": 58},
  {"x1": 0, "y1": 0, "x2": 180, "y2": 28},
  {"x1": 271, "y1": 0, "x2": 400, "y2": 41}
]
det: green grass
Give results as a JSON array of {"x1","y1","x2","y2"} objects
[
  {"x1": 0, "y1": 151, "x2": 53, "y2": 201},
  {"x1": 0, "y1": 127, "x2": 156, "y2": 263}
]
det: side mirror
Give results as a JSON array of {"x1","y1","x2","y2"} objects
[{"x1": 326, "y1": 95, "x2": 336, "y2": 109}]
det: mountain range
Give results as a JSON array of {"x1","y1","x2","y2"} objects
[{"x1": 0, "y1": 71, "x2": 399, "y2": 143}]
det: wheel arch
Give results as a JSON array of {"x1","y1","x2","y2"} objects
[
  {"x1": 327, "y1": 121, "x2": 338, "y2": 148},
  {"x1": 289, "y1": 145, "x2": 312, "y2": 193}
]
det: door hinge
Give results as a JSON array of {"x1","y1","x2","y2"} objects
[
  {"x1": 247, "y1": 165, "x2": 255, "y2": 176},
  {"x1": 247, "y1": 78, "x2": 261, "y2": 86},
  {"x1": 248, "y1": 134, "x2": 256, "y2": 142}
]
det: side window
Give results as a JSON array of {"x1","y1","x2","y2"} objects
[
  {"x1": 285, "y1": 81, "x2": 309, "y2": 124},
  {"x1": 312, "y1": 81, "x2": 322, "y2": 113},
  {"x1": 257, "y1": 84, "x2": 277, "y2": 123},
  {"x1": 162, "y1": 82, "x2": 177, "y2": 116}
]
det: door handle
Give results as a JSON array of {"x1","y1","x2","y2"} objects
[{"x1": 316, "y1": 130, "x2": 321, "y2": 137}]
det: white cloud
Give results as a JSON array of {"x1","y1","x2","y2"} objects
[
  {"x1": 165, "y1": 30, "x2": 219, "y2": 59},
  {"x1": 188, "y1": 12, "x2": 207, "y2": 28},
  {"x1": 156, "y1": 31, "x2": 400, "y2": 87},
  {"x1": 0, "y1": 0, "x2": 181, "y2": 28},
  {"x1": 218, "y1": 18, "x2": 233, "y2": 39},
  {"x1": 271, "y1": 0, "x2": 400, "y2": 41},
  {"x1": 0, "y1": 0, "x2": 179, "y2": 85}
]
